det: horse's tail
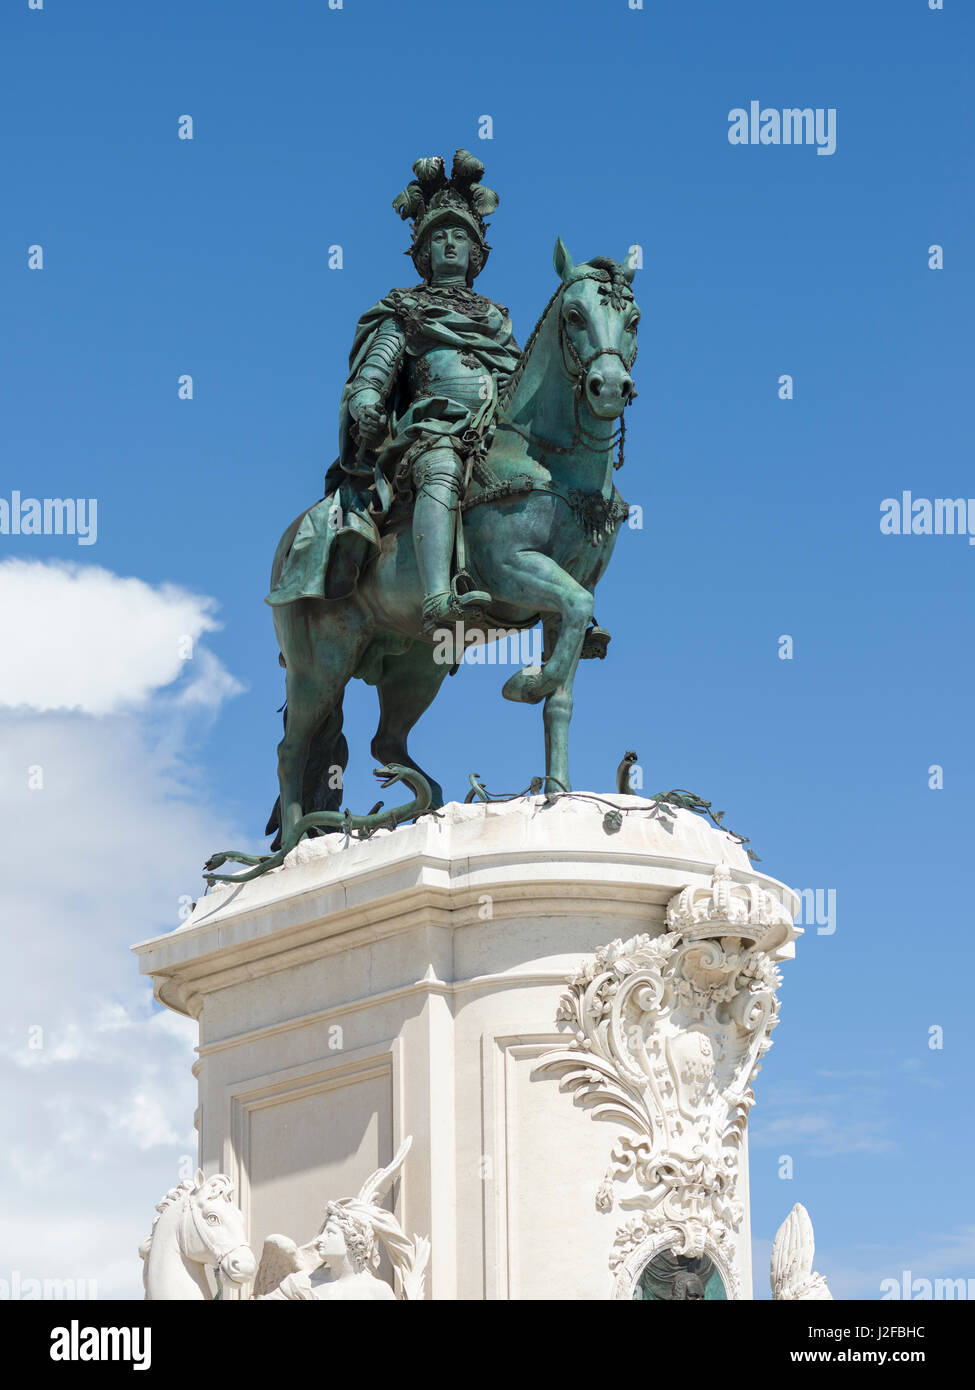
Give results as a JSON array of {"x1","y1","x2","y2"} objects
[{"x1": 265, "y1": 697, "x2": 348, "y2": 851}]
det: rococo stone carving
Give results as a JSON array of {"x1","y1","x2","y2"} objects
[{"x1": 532, "y1": 863, "x2": 796, "y2": 1296}]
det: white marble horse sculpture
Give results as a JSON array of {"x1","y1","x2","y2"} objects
[
  {"x1": 253, "y1": 1137, "x2": 430, "y2": 1301},
  {"x1": 771, "y1": 1203, "x2": 833, "y2": 1300},
  {"x1": 140, "y1": 1169, "x2": 257, "y2": 1300}
]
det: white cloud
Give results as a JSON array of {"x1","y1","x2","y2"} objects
[
  {"x1": 751, "y1": 1082, "x2": 896, "y2": 1157},
  {"x1": 751, "y1": 1109, "x2": 895, "y2": 1156},
  {"x1": 0, "y1": 559, "x2": 242, "y2": 714},
  {"x1": 0, "y1": 561, "x2": 243, "y2": 1298},
  {"x1": 176, "y1": 646, "x2": 246, "y2": 709},
  {"x1": 110, "y1": 1090, "x2": 188, "y2": 1152}
]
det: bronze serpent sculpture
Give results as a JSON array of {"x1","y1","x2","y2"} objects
[
  {"x1": 202, "y1": 765, "x2": 433, "y2": 887},
  {"x1": 462, "y1": 761, "x2": 759, "y2": 861},
  {"x1": 203, "y1": 757, "x2": 757, "y2": 889}
]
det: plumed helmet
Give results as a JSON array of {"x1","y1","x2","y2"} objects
[{"x1": 392, "y1": 149, "x2": 498, "y2": 283}]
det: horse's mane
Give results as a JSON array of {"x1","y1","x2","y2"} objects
[
  {"x1": 497, "y1": 281, "x2": 561, "y2": 413},
  {"x1": 139, "y1": 1178, "x2": 196, "y2": 1261}
]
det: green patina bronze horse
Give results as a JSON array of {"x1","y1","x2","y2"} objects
[
  {"x1": 204, "y1": 239, "x2": 639, "y2": 884},
  {"x1": 273, "y1": 239, "x2": 637, "y2": 828}
]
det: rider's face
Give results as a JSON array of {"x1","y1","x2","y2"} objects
[{"x1": 429, "y1": 224, "x2": 471, "y2": 281}]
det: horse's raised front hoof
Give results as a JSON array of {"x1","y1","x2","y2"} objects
[{"x1": 502, "y1": 665, "x2": 547, "y2": 705}]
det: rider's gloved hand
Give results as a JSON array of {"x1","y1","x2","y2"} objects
[
  {"x1": 350, "y1": 388, "x2": 388, "y2": 445},
  {"x1": 358, "y1": 404, "x2": 388, "y2": 444}
]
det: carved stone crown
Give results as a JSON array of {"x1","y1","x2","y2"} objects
[{"x1": 666, "y1": 862, "x2": 796, "y2": 953}]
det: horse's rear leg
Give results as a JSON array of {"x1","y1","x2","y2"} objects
[
  {"x1": 275, "y1": 606, "x2": 366, "y2": 851},
  {"x1": 277, "y1": 673, "x2": 341, "y2": 850},
  {"x1": 371, "y1": 640, "x2": 449, "y2": 807}
]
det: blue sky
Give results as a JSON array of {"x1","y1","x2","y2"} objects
[{"x1": 2, "y1": 0, "x2": 972, "y2": 1298}]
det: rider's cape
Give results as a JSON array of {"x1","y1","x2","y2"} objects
[{"x1": 266, "y1": 287, "x2": 520, "y2": 607}]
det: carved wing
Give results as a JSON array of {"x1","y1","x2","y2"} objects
[
  {"x1": 252, "y1": 1234, "x2": 321, "y2": 1299},
  {"x1": 771, "y1": 1203, "x2": 817, "y2": 1299}
]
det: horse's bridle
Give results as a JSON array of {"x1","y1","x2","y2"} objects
[
  {"x1": 557, "y1": 273, "x2": 639, "y2": 387},
  {"x1": 496, "y1": 274, "x2": 636, "y2": 469},
  {"x1": 181, "y1": 1191, "x2": 250, "y2": 1279}
]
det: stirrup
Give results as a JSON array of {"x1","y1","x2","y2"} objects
[
  {"x1": 581, "y1": 622, "x2": 611, "y2": 660},
  {"x1": 421, "y1": 586, "x2": 492, "y2": 635}
]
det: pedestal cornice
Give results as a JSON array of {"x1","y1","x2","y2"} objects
[{"x1": 134, "y1": 794, "x2": 798, "y2": 1021}]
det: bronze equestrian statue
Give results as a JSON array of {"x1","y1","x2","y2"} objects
[{"x1": 205, "y1": 150, "x2": 639, "y2": 883}]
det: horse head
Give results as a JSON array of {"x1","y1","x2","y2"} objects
[
  {"x1": 180, "y1": 1170, "x2": 256, "y2": 1289},
  {"x1": 552, "y1": 237, "x2": 640, "y2": 419},
  {"x1": 143, "y1": 1169, "x2": 256, "y2": 1298}
]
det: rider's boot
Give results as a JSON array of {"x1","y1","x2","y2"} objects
[{"x1": 413, "y1": 448, "x2": 491, "y2": 634}]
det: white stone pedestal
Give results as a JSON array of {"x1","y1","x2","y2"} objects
[{"x1": 134, "y1": 794, "x2": 799, "y2": 1300}]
